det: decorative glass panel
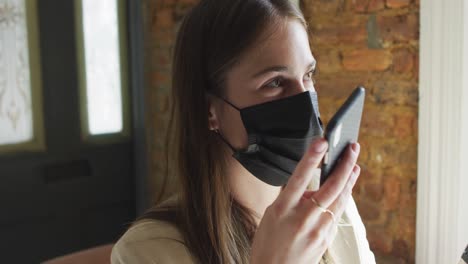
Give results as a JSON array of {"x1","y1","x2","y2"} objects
[
  {"x1": 81, "y1": 0, "x2": 123, "y2": 135},
  {"x1": 0, "y1": 0, "x2": 34, "y2": 145}
]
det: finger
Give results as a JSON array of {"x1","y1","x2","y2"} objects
[
  {"x1": 323, "y1": 215, "x2": 339, "y2": 248},
  {"x1": 314, "y1": 143, "x2": 360, "y2": 208},
  {"x1": 301, "y1": 190, "x2": 317, "y2": 200},
  {"x1": 279, "y1": 138, "x2": 328, "y2": 208},
  {"x1": 304, "y1": 204, "x2": 337, "y2": 249},
  {"x1": 302, "y1": 165, "x2": 360, "y2": 249},
  {"x1": 327, "y1": 164, "x2": 361, "y2": 221}
]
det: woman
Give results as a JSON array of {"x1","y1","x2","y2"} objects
[{"x1": 111, "y1": 0, "x2": 375, "y2": 263}]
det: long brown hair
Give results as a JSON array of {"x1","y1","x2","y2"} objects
[{"x1": 139, "y1": 1, "x2": 330, "y2": 263}]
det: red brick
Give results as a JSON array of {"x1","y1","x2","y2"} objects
[
  {"x1": 178, "y1": 0, "x2": 198, "y2": 4},
  {"x1": 150, "y1": 29, "x2": 176, "y2": 48},
  {"x1": 386, "y1": 0, "x2": 411, "y2": 8},
  {"x1": 357, "y1": 199, "x2": 381, "y2": 221},
  {"x1": 357, "y1": 162, "x2": 380, "y2": 182},
  {"x1": 174, "y1": 1, "x2": 198, "y2": 18},
  {"x1": 397, "y1": 192, "x2": 417, "y2": 241},
  {"x1": 342, "y1": 49, "x2": 392, "y2": 71},
  {"x1": 368, "y1": 0, "x2": 386, "y2": 12},
  {"x1": 312, "y1": 25, "x2": 367, "y2": 46},
  {"x1": 377, "y1": 14, "x2": 419, "y2": 43},
  {"x1": 365, "y1": 183, "x2": 384, "y2": 201},
  {"x1": 357, "y1": 139, "x2": 371, "y2": 165},
  {"x1": 353, "y1": 0, "x2": 385, "y2": 13},
  {"x1": 313, "y1": 49, "x2": 342, "y2": 73},
  {"x1": 151, "y1": 71, "x2": 170, "y2": 86},
  {"x1": 393, "y1": 48, "x2": 415, "y2": 74},
  {"x1": 393, "y1": 111, "x2": 416, "y2": 139},
  {"x1": 152, "y1": 50, "x2": 172, "y2": 66},
  {"x1": 315, "y1": 73, "x2": 370, "y2": 100},
  {"x1": 153, "y1": 8, "x2": 174, "y2": 29},
  {"x1": 383, "y1": 175, "x2": 400, "y2": 210},
  {"x1": 377, "y1": 139, "x2": 418, "y2": 168},
  {"x1": 367, "y1": 228, "x2": 393, "y2": 253},
  {"x1": 354, "y1": 0, "x2": 369, "y2": 13},
  {"x1": 361, "y1": 103, "x2": 396, "y2": 137},
  {"x1": 353, "y1": 176, "x2": 364, "y2": 196},
  {"x1": 310, "y1": 17, "x2": 367, "y2": 46},
  {"x1": 372, "y1": 79, "x2": 418, "y2": 106},
  {"x1": 392, "y1": 239, "x2": 410, "y2": 261},
  {"x1": 163, "y1": 0, "x2": 176, "y2": 4},
  {"x1": 302, "y1": 0, "x2": 346, "y2": 14},
  {"x1": 375, "y1": 255, "x2": 406, "y2": 264}
]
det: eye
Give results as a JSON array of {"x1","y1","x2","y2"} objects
[
  {"x1": 264, "y1": 77, "x2": 284, "y2": 89},
  {"x1": 304, "y1": 68, "x2": 317, "y2": 84}
]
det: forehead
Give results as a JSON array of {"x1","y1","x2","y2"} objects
[{"x1": 236, "y1": 19, "x2": 313, "y2": 71}]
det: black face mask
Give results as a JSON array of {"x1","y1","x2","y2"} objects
[{"x1": 214, "y1": 91, "x2": 323, "y2": 186}]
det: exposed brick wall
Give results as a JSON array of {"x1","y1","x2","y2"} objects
[
  {"x1": 143, "y1": 0, "x2": 419, "y2": 263},
  {"x1": 142, "y1": 0, "x2": 197, "y2": 200},
  {"x1": 304, "y1": 1, "x2": 419, "y2": 262}
]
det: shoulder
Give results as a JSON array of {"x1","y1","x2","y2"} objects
[
  {"x1": 111, "y1": 219, "x2": 195, "y2": 264},
  {"x1": 118, "y1": 218, "x2": 185, "y2": 244},
  {"x1": 111, "y1": 195, "x2": 196, "y2": 264}
]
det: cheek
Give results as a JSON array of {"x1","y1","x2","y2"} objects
[{"x1": 218, "y1": 106, "x2": 249, "y2": 149}]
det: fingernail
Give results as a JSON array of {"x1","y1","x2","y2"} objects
[
  {"x1": 313, "y1": 139, "x2": 327, "y2": 153},
  {"x1": 353, "y1": 164, "x2": 360, "y2": 174},
  {"x1": 351, "y1": 143, "x2": 360, "y2": 153}
]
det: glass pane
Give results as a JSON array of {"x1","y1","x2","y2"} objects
[
  {"x1": 0, "y1": 0, "x2": 34, "y2": 145},
  {"x1": 82, "y1": 0, "x2": 123, "y2": 135}
]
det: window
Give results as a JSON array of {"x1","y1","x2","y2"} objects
[
  {"x1": 75, "y1": 0, "x2": 129, "y2": 139},
  {"x1": 0, "y1": 0, "x2": 44, "y2": 153}
]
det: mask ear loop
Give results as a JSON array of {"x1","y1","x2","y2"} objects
[
  {"x1": 207, "y1": 92, "x2": 240, "y2": 153},
  {"x1": 218, "y1": 97, "x2": 240, "y2": 111},
  {"x1": 207, "y1": 91, "x2": 241, "y2": 111},
  {"x1": 213, "y1": 129, "x2": 237, "y2": 154}
]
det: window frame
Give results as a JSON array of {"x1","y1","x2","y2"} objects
[
  {"x1": 74, "y1": 0, "x2": 131, "y2": 144},
  {"x1": 0, "y1": 0, "x2": 45, "y2": 154}
]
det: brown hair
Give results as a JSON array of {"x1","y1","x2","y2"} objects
[{"x1": 139, "y1": 0, "x2": 333, "y2": 263}]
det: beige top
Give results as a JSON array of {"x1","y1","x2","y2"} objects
[
  {"x1": 111, "y1": 194, "x2": 375, "y2": 264},
  {"x1": 112, "y1": 171, "x2": 375, "y2": 263},
  {"x1": 111, "y1": 219, "x2": 195, "y2": 263}
]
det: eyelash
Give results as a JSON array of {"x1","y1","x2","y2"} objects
[
  {"x1": 305, "y1": 68, "x2": 317, "y2": 84},
  {"x1": 264, "y1": 77, "x2": 284, "y2": 89},
  {"x1": 263, "y1": 69, "x2": 317, "y2": 89}
]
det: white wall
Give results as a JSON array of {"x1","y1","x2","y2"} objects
[
  {"x1": 417, "y1": 0, "x2": 468, "y2": 263},
  {"x1": 459, "y1": 0, "x2": 468, "y2": 257}
]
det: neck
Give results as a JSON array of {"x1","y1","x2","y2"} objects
[{"x1": 226, "y1": 155, "x2": 282, "y2": 225}]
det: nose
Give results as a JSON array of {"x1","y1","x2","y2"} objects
[{"x1": 289, "y1": 79, "x2": 310, "y2": 97}]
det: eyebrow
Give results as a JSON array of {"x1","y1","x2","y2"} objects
[{"x1": 251, "y1": 61, "x2": 317, "y2": 79}]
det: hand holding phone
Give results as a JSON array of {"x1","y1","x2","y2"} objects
[{"x1": 320, "y1": 86, "x2": 365, "y2": 185}]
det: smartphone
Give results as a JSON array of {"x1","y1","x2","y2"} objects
[{"x1": 320, "y1": 86, "x2": 365, "y2": 185}]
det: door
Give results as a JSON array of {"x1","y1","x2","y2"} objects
[{"x1": 0, "y1": 0, "x2": 137, "y2": 262}]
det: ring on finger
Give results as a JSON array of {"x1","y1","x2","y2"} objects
[{"x1": 310, "y1": 197, "x2": 337, "y2": 224}]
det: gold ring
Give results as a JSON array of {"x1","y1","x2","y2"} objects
[
  {"x1": 310, "y1": 197, "x2": 337, "y2": 224},
  {"x1": 310, "y1": 197, "x2": 324, "y2": 208}
]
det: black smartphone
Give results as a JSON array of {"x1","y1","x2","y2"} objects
[{"x1": 320, "y1": 86, "x2": 366, "y2": 185}]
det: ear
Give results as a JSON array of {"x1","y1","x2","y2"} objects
[{"x1": 207, "y1": 94, "x2": 219, "y2": 131}]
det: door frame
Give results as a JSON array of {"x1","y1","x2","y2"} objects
[
  {"x1": 416, "y1": 0, "x2": 468, "y2": 262},
  {"x1": 127, "y1": 0, "x2": 149, "y2": 215}
]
